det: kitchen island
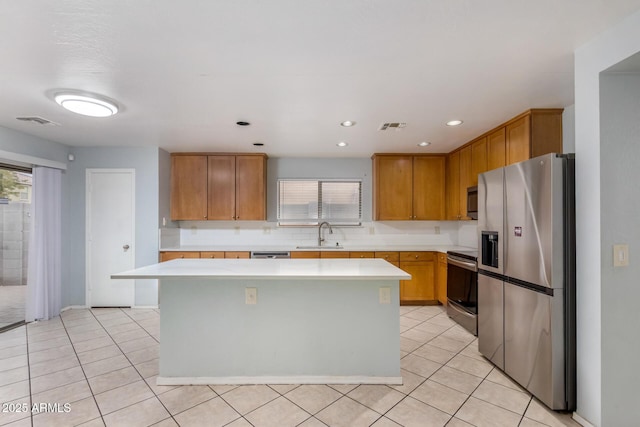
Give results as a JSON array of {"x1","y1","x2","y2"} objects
[{"x1": 112, "y1": 258, "x2": 410, "y2": 385}]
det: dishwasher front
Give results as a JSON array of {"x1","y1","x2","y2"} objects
[{"x1": 250, "y1": 251, "x2": 291, "y2": 259}]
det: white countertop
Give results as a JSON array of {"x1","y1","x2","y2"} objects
[
  {"x1": 159, "y1": 245, "x2": 476, "y2": 253},
  {"x1": 112, "y1": 258, "x2": 412, "y2": 280}
]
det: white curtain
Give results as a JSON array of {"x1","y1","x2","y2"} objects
[{"x1": 25, "y1": 166, "x2": 62, "y2": 322}]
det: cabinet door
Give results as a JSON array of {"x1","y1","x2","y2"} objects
[
  {"x1": 373, "y1": 156, "x2": 413, "y2": 220},
  {"x1": 320, "y1": 251, "x2": 350, "y2": 259},
  {"x1": 200, "y1": 251, "x2": 225, "y2": 259},
  {"x1": 375, "y1": 252, "x2": 400, "y2": 263},
  {"x1": 399, "y1": 260, "x2": 436, "y2": 303},
  {"x1": 446, "y1": 152, "x2": 461, "y2": 220},
  {"x1": 235, "y1": 155, "x2": 266, "y2": 220},
  {"x1": 487, "y1": 127, "x2": 506, "y2": 171},
  {"x1": 208, "y1": 156, "x2": 236, "y2": 220},
  {"x1": 160, "y1": 251, "x2": 200, "y2": 262},
  {"x1": 350, "y1": 251, "x2": 375, "y2": 258},
  {"x1": 291, "y1": 251, "x2": 320, "y2": 258},
  {"x1": 436, "y1": 253, "x2": 447, "y2": 305},
  {"x1": 170, "y1": 156, "x2": 208, "y2": 220},
  {"x1": 470, "y1": 137, "x2": 487, "y2": 186},
  {"x1": 458, "y1": 146, "x2": 472, "y2": 220},
  {"x1": 413, "y1": 156, "x2": 446, "y2": 220},
  {"x1": 224, "y1": 251, "x2": 250, "y2": 259},
  {"x1": 506, "y1": 115, "x2": 531, "y2": 165}
]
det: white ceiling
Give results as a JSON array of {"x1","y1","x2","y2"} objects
[{"x1": 2, "y1": 1, "x2": 640, "y2": 157}]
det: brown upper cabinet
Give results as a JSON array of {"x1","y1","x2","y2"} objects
[
  {"x1": 372, "y1": 154, "x2": 446, "y2": 221},
  {"x1": 487, "y1": 127, "x2": 506, "y2": 170},
  {"x1": 445, "y1": 108, "x2": 563, "y2": 220},
  {"x1": 170, "y1": 153, "x2": 267, "y2": 221}
]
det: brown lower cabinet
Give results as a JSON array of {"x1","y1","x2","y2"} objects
[
  {"x1": 159, "y1": 251, "x2": 250, "y2": 261},
  {"x1": 398, "y1": 252, "x2": 437, "y2": 305},
  {"x1": 159, "y1": 251, "x2": 201, "y2": 262},
  {"x1": 158, "y1": 249, "x2": 442, "y2": 306},
  {"x1": 436, "y1": 252, "x2": 447, "y2": 305}
]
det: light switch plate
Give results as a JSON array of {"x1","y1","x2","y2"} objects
[
  {"x1": 379, "y1": 287, "x2": 391, "y2": 304},
  {"x1": 613, "y1": 244, "x2": 629, "y2": 267},
  {"x1": 245, "y1": 288, "x2": 257, "y2": 304}
]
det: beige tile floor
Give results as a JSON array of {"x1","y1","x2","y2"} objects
[{"x1": 0, "y1": 305, "x2": 581, "y2": 427}]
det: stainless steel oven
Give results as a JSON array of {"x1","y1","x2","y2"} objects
[{"x1": 446, "y1": 250, "x2": 478, "y2": 335}]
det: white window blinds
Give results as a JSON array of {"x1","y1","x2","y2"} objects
[{"x1": 277, "y1": 179, "x2": 362, "y2": 225}]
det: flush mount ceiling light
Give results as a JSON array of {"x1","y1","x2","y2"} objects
[
  {"x1": 446, "y1": 119, "x2": 463, "y2": 126},
  {"x1": 54, "y1": 93, "x2": 118, "y2": 117},
  {"x1": 418, "y1": 141, "x2": 431, "y2": 147},
  {"x1": 340, "y1": 120, "x2": 356, "y2": 127},
  {"x1": 337, "y1": 141, "x2": 348, "y2": 147},
  {"x1": 236, "y1": 121, "x2": 251, "y2": 126}
]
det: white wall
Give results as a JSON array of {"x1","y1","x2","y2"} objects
[{"x1": 574, "y1": 9, "x2": 640, "y2": 426}]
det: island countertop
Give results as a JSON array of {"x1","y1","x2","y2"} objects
[{"x1": 112, "y1": 258, "x2": 411, "y2": 280}]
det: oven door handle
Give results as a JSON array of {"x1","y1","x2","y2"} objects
[{"x1": 447, "y1": 255, "x2": 477, "y2": 272}]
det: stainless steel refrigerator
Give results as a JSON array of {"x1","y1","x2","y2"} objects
[{"x1": 477, "y1": 153, "x2": 576, "y2": 411}]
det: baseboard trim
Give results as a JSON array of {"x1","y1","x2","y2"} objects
[
  {"x1": 132, "y1": 305, "x2": 159, "y2": 309},
  {"x1": 157, "y1": 375, "x2": 403, "y2": 386},
  {"x1": 572, "y1": 412, "x2": 595, "y2": 427}
]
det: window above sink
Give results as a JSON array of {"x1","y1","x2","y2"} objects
[{"x1": 277, "y1": 179, "x2": 362, "y2": 226}]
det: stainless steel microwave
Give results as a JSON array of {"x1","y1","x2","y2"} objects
[{"x1": 467, "y1": 186, "x2": 478, "y2": 219}]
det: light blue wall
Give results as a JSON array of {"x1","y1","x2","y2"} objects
[
  {"x1": 267, "y1": 157, "x2": 372, "y2": 222},
  {"x1": 0, "y1": 126, "x2": 69, "y2": 164},
  {"x1": 599, "y1": 70, "x2": 640, "y2": 426},
  {"x1": 574, "y1": 8, "x2": 640, "y2": 425},
  {"x1": 66, "y1": 146, "x2": 161, "y2": 306}
]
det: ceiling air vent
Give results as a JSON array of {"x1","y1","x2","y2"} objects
[
  {"x1": 378, "y1": 122, "x2": 406, "y2": 131},
  {"x1": 16, "y1": 116, "x2": 59, "y2": 126}
]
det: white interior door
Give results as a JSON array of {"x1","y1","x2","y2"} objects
[{"x1": 86, "y1": 169, "x2": 135, "y2": 307}]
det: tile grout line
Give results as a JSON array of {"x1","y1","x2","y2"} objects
[
  {"x1": 58, "y1": 311, "x2": 106, "y2": 426},
  {"x1": 24, "y1": 323, "x2": 33, "y2": 427},
  {"x1": 91, "y1": 307, "x2": 178, "y2": 425}
]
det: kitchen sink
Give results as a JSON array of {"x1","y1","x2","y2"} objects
[{"x1": 296, "y1": 245, "x2": 344, "y2": 250}]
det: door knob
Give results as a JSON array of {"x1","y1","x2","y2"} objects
[{"x1": 123, "y1": 244, "x2": 130, "y2": 250}]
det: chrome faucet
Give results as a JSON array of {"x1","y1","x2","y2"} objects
[{"x1": 318, "y1": 221, "x2": 333, "y2": 246}]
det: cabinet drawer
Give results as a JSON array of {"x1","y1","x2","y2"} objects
[
  {"x1": 350, "y1": 251, "x2": 375, "y2": 258},
  {"x1": 224, "y1": 251, "x2": 250, "y2": 259},
  {"x1": 160, "y1": 251, "x2": 200, "y2": 262},
  {"x1": 399, "y1": 251, "x2": 435, "y2": 262},
  {"x1": 375, "y1": 252, "x2": 400, "y2": 262},
  {"x1": 320, "y1": 251, "x2": 350, "y2": 259},
  {"x1": 200, "y1": 251, "x2": 225, "y2": 259},
  {"x1": 291, "y1": 251, "x2": 320, "y2": 259}
]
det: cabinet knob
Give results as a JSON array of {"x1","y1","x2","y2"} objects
[
  {"x1": 204, "y1": 216, "x2": 207, "y2": 219},
  {"x1": 180, "y1": 255, "x2": 184, "y2": 259},
  {"x1": 360, "y1": 255, "x2": 364, "y2": 258},
  {"x1": 415, "y1": 255, "x2": 418, "y2": 259}
]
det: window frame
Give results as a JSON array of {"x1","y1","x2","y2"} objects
[{"x1": 276, "y1": 178, "x2": 363, "y2": 226}]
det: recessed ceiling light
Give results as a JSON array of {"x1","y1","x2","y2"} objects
[
  {"x1": 418, "y1": 141, "x2": 431, "y2": 147},
  {"x1": 340, "y1": 121, "x2": 356, "y2": 127},
  {"x1": 54, "y1": 93, "x2": 118, "y2": 117},
  {"x1": 446, "y1": 119, "x2": 463, "y2": 126},
  {"x1": 236, "y1": 121, "x2": 251, "y2": 126},
  {"x1": 337, "y1": 141, "x2": 348, "y2": 147}
]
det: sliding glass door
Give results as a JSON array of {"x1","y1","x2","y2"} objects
[{"x1": 0, "y1": 166, "x2": 32, "y2": 332}]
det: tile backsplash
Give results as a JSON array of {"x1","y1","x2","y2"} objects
[{"x1": 161, "y1": 221, "x2": 478, "y2": 249}]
